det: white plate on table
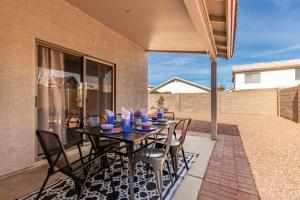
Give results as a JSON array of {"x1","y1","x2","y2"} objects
[
  {"x1": 136, "y1": 126, "x2": 158, "y2": 131},
  {"x1": 152, "y1": 121, "x2": 170, "y2": 125}
]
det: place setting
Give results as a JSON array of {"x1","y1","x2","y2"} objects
[
  {"x1": 136, "y1": 122, "x2": 158, "y2": 131},
  {"x1": 99, "y1": 124, "x2": 123, "y2": 134}
]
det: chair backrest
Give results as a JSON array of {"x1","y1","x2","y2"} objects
[
  {"x1": 159, "y1": 122, "x2": 176, "y2": 156},
  {"x1": 175, "y1": 118, "x2": 192, "y2": 146},
  {"x1": 164, "y1": 111, "x2": 175, "y2": 120},
  {"x1": 36, "y1": 130, "x2": 71, "y2": 172},
  {"x1": 66, "y1": 114, "x2": 81, "y2": 128},
  {"x1": 83, "y1": 115, "x2": 106, "y2": 128}
]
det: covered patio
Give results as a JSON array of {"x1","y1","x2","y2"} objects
[{"x1": 0, "y1": 0, "x2": 238, "y2": 199}]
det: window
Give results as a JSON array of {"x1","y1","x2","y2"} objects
[
  {"x1": 245, "y1": 72, "x2": 260, "y2": 84},
  {"x1": 295, "y1": 68, "x2": 300, "y2": 80}
]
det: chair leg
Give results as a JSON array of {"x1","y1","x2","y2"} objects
[
  {"x1": 181, "y1": 148, "x2": 189, "y2": 170},
  {"x1": 77, "y1": 144, "x2": 88, "y2": 176},
  {"x1": 77, "y1": 144, "x2": 84, "y2": 165},
  {"x1": 74, "y1": 183, "x2": 82, "y2": 200},
  {"x1": 36, "y1": 169, "x2": 51, "y2": 200},
  {"x1": 119, "y1": 154, "x2": 125, "y2": 170},
  {"x1": 88, "y1": 146, "x2": 93, "y2": 162},
  {"x1": 154, "y1": 168, "x2": 163, "y2": 200},
  {"x1": 105, "y1": 155, "x2": 117, "y2": 199},
  {"x1": 76, "y1": 164, "x2": 92, "y2": 200},
  {"x1": 165, "y1": 160, "x2": 174, "y2": 185},
  {"x1": 146, "y1": 163, "x2": 151, "y2": 178},
  {"x1": 170, "y1": 153, "x2": 178, "y2": 180}
]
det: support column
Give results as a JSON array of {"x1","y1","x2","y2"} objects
[{"x1": 211, "y1": 60, "x2": 217, "y2": 140}]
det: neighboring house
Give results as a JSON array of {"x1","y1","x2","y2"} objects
[
  {"x1": 233, "y1": 59, "x2": 300, "y2": 90},
  {"x1": 148, "y1": 85, "x2": 154, "y2": 92},
  {"x1": 151, "y1": 77, "x2": 210, "y2": 93}
]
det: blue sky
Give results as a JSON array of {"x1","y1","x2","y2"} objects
[{"x1": 148, "y1": 0, "x2": 300, "y2": 89}]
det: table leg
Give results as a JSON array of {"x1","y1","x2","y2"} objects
[{"x1": 127, "y1": 142, "x2": 134, "y2": 200}]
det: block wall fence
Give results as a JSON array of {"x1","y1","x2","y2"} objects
[
  {"x1": 149, "y1": 87, "x2": 300, "y2": 123},
  {"x1": 149, "y1": 89, "x2": 279, "y2": 116}
]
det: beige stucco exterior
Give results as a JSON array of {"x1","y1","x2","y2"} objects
[{"x1": 0, "y1": 0, "x2": 147, "y2": 177}]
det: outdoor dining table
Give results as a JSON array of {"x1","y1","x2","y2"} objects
[{"x1": 74, "y1": 123, "x2": 169, "y2": 200}]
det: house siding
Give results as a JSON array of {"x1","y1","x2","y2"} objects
[
  {"x1": 0, "y1": 0, "x2": 147, "y2": 177},
  {"x1": 234, "y1": 68, "x2": 300, "y2": 90}
]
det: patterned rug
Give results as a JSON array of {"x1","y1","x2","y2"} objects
[{"x1": 19, "y1": 152, "x2": 198, "y2": 200}]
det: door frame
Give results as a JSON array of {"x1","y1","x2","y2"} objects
[
  {"x1": 34, "y1": 39, "x2": 116, "y2": 159},
  {"x1": 83, "y1": 56, "x2": 116, "y2": 119}
]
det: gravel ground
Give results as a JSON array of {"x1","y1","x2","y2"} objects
[{"x1": 176, "y1": 112, "x2": 300, "y2": 200}]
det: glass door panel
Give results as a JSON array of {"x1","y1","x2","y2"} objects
[
  {"x1": 36, "y1": 45, "x2": 83, "y2": 154},
  {"x1": 86, "y1": 59, "x2": 113, "y2": 116}
]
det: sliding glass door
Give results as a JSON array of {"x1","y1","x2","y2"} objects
[
  {"x1": 85, "y1": 59, "x2": 114, "y2": 116},
  {"x1": 36, "y1": 46, "x2": 83, "y2": 154},
  {"x1": 36, "y1": 44, "x2": 114, "y2": 155}
]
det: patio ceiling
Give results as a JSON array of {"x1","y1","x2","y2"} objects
[{"x1": 65, "y1": 0, "x2": 237, "y2": 60}]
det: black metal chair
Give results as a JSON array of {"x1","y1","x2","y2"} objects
[
  {"x1": 146, "y1": 111, "x2": 175, "y2": 144},
  {"x1": 84, "y1": 115, "x2": 126, "y2": 168},
  {"x1": 64, "y1": 114, "x2": 85, "y2": 150},
  {"x1": 84, "y1": 115, "x2": 120, "y2": 151},
  {"x1": 133, "y1": 123, "x2": 176, "y2": 199},
  {"x1": 36, "y1": 130, "x2": 117, "y2": 200}
]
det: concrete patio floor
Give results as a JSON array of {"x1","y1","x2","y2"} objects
[{"x1": 0, "y1": 132, "x2": 215, "y2": 200}]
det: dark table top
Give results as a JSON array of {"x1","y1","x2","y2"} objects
[{"x1": 74, "y1": 124, "x2": 168, "y2": 143}]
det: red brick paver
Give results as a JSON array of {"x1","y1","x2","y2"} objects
[{"x1": 198, "y1": 133, "x2": 260, "y2": 200}]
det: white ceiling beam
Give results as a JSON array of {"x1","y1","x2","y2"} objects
[
  {"x1": 226, "y1": 0, "x2": 237, "y2": 58},
  {"x1": 183, "y1": 0, "x2": 217, "y2": 61}
]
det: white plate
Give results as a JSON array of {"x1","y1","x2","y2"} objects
[
  {"x1": 153, "y1": 121, "x2": 169, "y2": 125},
  {"x1": 136, "y1": 126, "x2": 158, "y2": 131}
]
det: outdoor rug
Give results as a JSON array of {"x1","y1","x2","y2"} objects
[{"x1": 19, "y1": 152, "x2": 198, "y2": 200}]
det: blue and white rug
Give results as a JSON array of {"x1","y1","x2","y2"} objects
[{"x1": 19, "y1": 152, "x2": 198, "y2": 200}]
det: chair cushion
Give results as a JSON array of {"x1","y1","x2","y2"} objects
[
  {"x1": 170, "y1": 139, "x2": 180, "y2": 146},
  {"x1": 135, "y1": 147, "x2": 165, "y2": 158}
]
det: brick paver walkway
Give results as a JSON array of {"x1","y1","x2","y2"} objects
[{"x1": 197, "y1": 128, "x2": 260, "y2": 199}]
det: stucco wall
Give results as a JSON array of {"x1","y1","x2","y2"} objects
[
  {"x1": 0, "y1": 0, "x2": 147, "y2": 177},
  {"x1": 149, "y1": 89, "x2": 278, "y2": 115},
  {"x1": 235, "y1": 69, "x2": 300, "y2": 90}
]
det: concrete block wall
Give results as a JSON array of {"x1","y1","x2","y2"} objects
[
  {"x1": 149, "y1": 89, "x2": 278, "y2": 116},
  {"x1": 219, "y1": 90, "x2": 278, "y2": 115}
]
